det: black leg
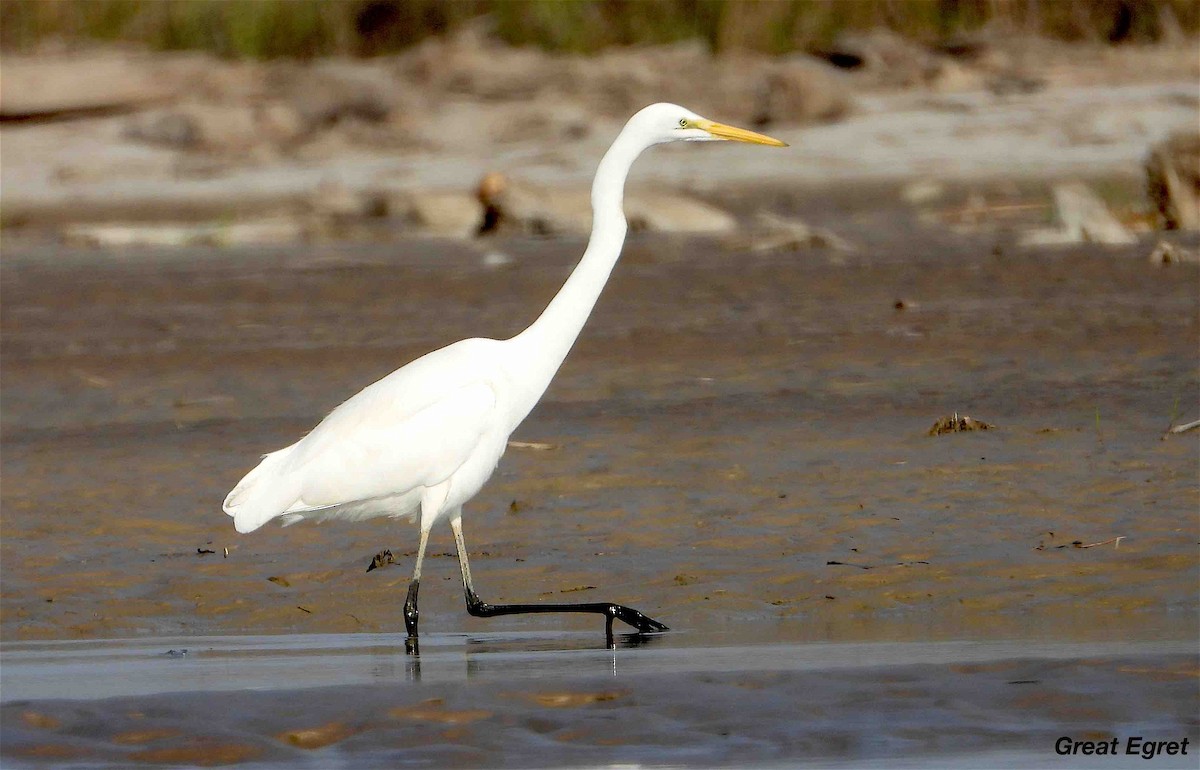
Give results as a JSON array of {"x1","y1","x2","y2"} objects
[
  {"x1": 450, "y1": 517, "x2": 668, "y2": 638},
  {"x1": 403, "y1": 578, "x2": 420, "y2": 655},
  {"x1": 404, "y1": 578, "x2": 420, "y2": 636},
  {"x1": 403, "y1": 528, "x2": 430, "y2": 650}
]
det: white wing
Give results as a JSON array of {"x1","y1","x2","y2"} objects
[{"x1": 224, "y1": 338, "x2": 503, "y2": 533}]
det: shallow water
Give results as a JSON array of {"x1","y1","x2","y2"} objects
[
  {"x1": 2, "y1": 633, "x2": 1196, "y2": 768},
  {"x1": 4, "y1": 632, "x2": 1189, "y2": 701}
]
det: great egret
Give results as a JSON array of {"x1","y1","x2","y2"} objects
[{"x1": 224, "y1": 102, "x2": 787, "y2": 644}]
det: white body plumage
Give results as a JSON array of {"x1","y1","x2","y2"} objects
[{"x1": 224, "y1": 337, "x2": 513, "y2": 533}]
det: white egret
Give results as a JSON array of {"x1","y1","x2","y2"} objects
[{"x1": 223, "y1": 103, "x2": 787, "y2": 643}]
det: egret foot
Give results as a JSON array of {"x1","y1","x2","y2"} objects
[
  {"x1": 606, "y1": 604, "x2": 669, "y2": 634},
  {"x1": 464, "y1": 587, "x2": 668, "y2": 637}
]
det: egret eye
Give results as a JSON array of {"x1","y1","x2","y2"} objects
[{"x1": 678, "y1": 118, "x2": 688, "y2": 128}]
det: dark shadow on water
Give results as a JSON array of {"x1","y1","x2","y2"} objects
[
  {"x1": 463, "y1": 628, "x2": 667, "y2": 654},
  {"x1": 407, "y1": 629, "x2": 669, "y2": 679}
]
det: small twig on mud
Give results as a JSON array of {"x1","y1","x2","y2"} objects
[
  {"x1": 938, "y1": 201, "x2": 1050, "y2": 225},
  {"x1": 70, "y1": 369, "x2": 111, "y2": 388},
  {"x1": 1075, "y1": 536, "x2": 1125, "y2": 550},
  {"x1": 826, "y1": 560, "x2": 929, "y2": 570},
  {"x1": 1164, "y1": 418, "x2": 1200, "y2": 437},
  {"x1": 508, "y1": 440, "x2": 558, "y2": 450},
  {"x1": 559, "y1": 585, "x2": 596, "y2": 593}
]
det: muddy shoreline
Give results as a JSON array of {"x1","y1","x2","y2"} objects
[{"x1": 3, "y1": 216, "x2": 1197, "y2": 646}]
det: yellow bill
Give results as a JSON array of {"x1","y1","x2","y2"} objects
[{"x1": 696, "y1": 119, "x2": 788, "y2": 147}]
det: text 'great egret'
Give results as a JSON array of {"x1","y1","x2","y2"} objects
[{"x1": 223, "y1": 103, "x2": 787, "y2": 647}]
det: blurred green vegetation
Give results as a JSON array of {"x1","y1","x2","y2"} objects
[{"x1": 2, "y1": 0, "x2": 1196, "y2": 58}]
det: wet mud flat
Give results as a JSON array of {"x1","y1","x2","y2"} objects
[
  {"x1": 2, "y1": 220, "x2": 1197, "y2": 640},
  {"x1": 1, "y1": 210, "x2": 1198, "y2": 765}
]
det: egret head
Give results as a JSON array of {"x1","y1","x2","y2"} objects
[{"x1": 629, "y1": 102, "x2": 788, "y2": 148}]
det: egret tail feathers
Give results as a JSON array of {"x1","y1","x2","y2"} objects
[{"x1": 223, "y1": 449, "x2": 301, "y2": 533}]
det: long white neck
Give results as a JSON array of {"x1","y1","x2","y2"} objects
[{"x1": 504, "y1": 125, "x2": 651, "y2": 427}]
